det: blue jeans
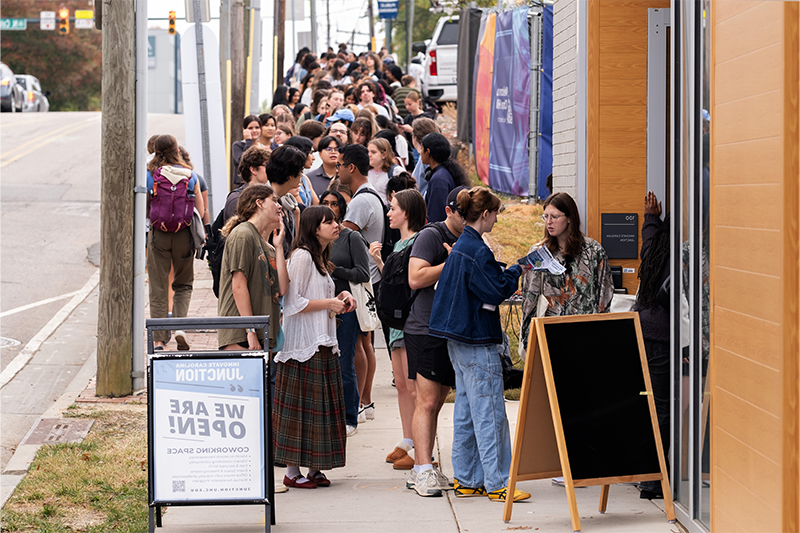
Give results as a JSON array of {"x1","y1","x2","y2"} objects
[
  {"x1": 337, "y1": 310, "x2": 360, "y2": 427},
  {"x1": 447, "y1": 340, "x2": 512, "y2": 493}
]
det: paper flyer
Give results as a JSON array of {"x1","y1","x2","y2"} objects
[{"x1": 517, "y1": 245, "x2": 566, "y2": 275}]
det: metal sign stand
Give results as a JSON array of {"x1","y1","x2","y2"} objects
[{"x1": 146, "y1": 316, "x2": 274, "y2": 533}]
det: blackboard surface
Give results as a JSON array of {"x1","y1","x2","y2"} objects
[{"x1": 543, "y1": 318, "x2": 660, "y2": 480}]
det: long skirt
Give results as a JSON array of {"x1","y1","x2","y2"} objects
[{"x1": 273, "y1": 346, "x2": 347, "y2": 470}]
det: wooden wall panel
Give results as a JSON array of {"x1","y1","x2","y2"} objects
[
  {"x1": 590, "y1": 0, "x2": 668, "y2": 294},
  {"x1": 711, "y1": 1, "x2": 799, "y2": 531}
]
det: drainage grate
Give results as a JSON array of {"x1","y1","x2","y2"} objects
[{"x1": 22, "y1": 418, "x2": 94, "y2": 445}]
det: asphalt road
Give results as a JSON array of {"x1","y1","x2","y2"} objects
[{"x1": 0, "y1": 111, "x2": 186, "y2": 469}]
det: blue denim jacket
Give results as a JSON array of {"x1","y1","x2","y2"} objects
[{"x1": 429, "y1": 226, "x2": 522, "y2": 345}]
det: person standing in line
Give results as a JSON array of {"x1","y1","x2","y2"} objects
[
  {"x1": 231, "y1": 115, "x2": 263, "y2": 186},
  {"x1": 265, "y1": 145, "x2": 308, "y2": 257},
  {"x1": 428, "y1": 187, "x2": 530, "y2": 503},
  {"x1": 367, "y1": 137, "x2": 402, "y2": 204},
  {"x1": 274, "y1": 206, "x2": 356, "y2": 489},
  {"x1": 367, "y1": 190, "x2": 427, "y2": 470},
  {"x1": 146, "y1": 134, "x2": 205, "y2": 351},
  {"x1": 217, "y1": 184, "x2": 288, "y2": 352},
  {"x1": 409, "y1": 118, "x2": 439, "y2": 198},
  {"x1": 320, "y1": 190, "x2": 370, "y2": 437},
  {"x1": 307, "y1": 136, "x2": 341, "y2": 196},
  {"x1": 337, "y1": 144, "x2": 385, "y2": 423},
  {"x1": 222, "y1": 146, "x2": 272, "y2": 222},
  {"x1": 400, "y1": 187, "x2": 466, "y2": 491},
  {"x1": 258, "y1": 113, "x2": 277, "y2": 148},
  {"x1": 420, "y1": 133, "x2": 471, "y2": 223}
]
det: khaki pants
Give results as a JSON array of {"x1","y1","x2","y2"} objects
[{"x1": 147, "y1": 227, "x2": 194, "y2": 342}]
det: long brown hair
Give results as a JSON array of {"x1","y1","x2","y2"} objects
[
  {"x1": 456, "y1": 187, "x2": 502, "y2": 224},
  {"x1": 291, "y1": 205, "x2": 336, "y2": 275},
  {"x1": 147, "y1": 134, "x2": 188, "y2": 173},
  {"x1": 221, "y1": 184, "x2": 275, "y2": 237},
  {"x1": 542, "y1": 192, "x2": 584, "y2": 258}
]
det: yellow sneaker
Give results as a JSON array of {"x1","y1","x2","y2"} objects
[
  {"x1": 487, "y1": 486, "x2": 531, "y2": 502},
  {"x1": 454, "y1": 479, "x2": 487, "y2": 498}
]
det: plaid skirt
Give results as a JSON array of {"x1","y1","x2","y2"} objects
[{"x1": 273, "y1": 346, "x2": 347, "y2": 470}]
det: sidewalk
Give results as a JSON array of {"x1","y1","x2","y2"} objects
[{"x1": 152, "y1": 261, "x2": 681, "y2": 533}]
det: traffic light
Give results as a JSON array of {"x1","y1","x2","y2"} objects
[
  {"x1": 58, "y1": 8, "x2": 69, "y2": 35},
  {"x1": 168, "y1": 11, "x2": 176, "y2": 35}
]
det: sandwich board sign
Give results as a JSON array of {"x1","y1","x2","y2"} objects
[{"x1": 504, "y1": 313, "x2": 675, "y2": 531}]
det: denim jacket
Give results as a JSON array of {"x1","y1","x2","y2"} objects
[{"x1": 429, "y1": 226, "x2": 522, "y2": 345}]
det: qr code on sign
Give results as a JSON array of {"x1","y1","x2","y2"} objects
[{"x1": 173, "y1": 480, "x2": 185, "y2": 492}]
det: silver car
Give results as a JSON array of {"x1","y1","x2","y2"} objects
[
  {"x1": 1, "y1": 63, "x2": 24, "y2": 113},
  {"x1": 15, "y1": 75, "x2": 49, "y2": 112}
]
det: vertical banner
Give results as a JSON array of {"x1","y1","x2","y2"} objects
[
  {"x1": 151, "y1": 357, "x2": 266, "y2": 502},
  {"x1": 488, "y1": 8, "x2": 531, "y2": 196},
  {"x1": 473, "y1": 13, "x2": 496, "y2": 186},
  {"x1": 537, "y1": 5, "x2": 554, "y2": 199}
]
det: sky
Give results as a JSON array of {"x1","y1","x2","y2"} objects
[{"x1": 148, "y1": 0, "x2": 391, "y2": 108}]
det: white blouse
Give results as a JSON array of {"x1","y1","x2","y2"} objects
[{"x1": 276, "y1": 248, "x2": 340, "y2": 363}]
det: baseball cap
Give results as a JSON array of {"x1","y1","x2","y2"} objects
[
  {"x1": 446, "y1": 186, "x2": 469, "y2": 212},
  {"x1": 325, "y1": 108, "x2": 355, "y2": 126}
]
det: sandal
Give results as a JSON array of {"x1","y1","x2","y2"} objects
[{"x1": 307, "y1": 471, "x2": 331, "y2": 487}]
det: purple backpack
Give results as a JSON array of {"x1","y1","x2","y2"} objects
[{"x1": 150, "y1": 167, "x2": 195, "y2": 232}]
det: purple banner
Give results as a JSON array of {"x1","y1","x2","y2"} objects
[{"x1": 488, "y1": 8, "x2": 531, "y2": 197}]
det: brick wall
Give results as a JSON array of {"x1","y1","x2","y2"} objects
[{"x1": 551, "y1": 0, "x2": 578, "y2": 198}]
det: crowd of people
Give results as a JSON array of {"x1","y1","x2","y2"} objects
[{"x1": 144, "y1": 45, "x2": 627, "y2": 504}]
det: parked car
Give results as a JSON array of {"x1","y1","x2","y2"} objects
[
  {"x1": 1, "y1": 63, "x2": 24, "y2": 113},
  {"x1": 15, "y1": 75, "x2": 50, "y2": 112},
  {"x1": 415, "y1": 16, "x2": 459, "y2": 104}
]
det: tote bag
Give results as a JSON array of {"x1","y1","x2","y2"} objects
[{"x1": 349, "y1": 280, "x2": 381, "y2": 332}]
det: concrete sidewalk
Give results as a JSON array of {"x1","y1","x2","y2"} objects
[{"x1": 155, "y1": 263, "x2": 680, "y2": 533}]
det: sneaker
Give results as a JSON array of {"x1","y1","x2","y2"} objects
[
  {"x1": 454, "y1": 479, "x2": 487, "y2": 497},
  {"x1": 431, "y1": 467, "x2": 453, "y2": 490},
  {"x1": 487, "y1": 486, "x2": 531, "y2": 502},
  {"x1": 405, "y1": 470, "x2": 416, "y2": 490},
  {"x1": 551, "y1": 476, "x2": 565, "y2": 486},
  {"x1": 386, "y1": 441, "x2": 413, "y2": 463},
  {"x1": 414, "y1": 469, "x2": 443, "y2": 497},
  {"x1": 346, "y1": 425, "x2": 358, "y2": 437},
  {"x1": 362, "y1": 402, "x2": 375, "y2": 420},
  {"x1": 175, "y1": 330, "x2": 190, "y2": 351},
  {"x1": 357, "y1": 405, "x2": 367, "y2": 424}
]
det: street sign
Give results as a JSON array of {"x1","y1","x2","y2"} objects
[
  {"x1": 40, "y1": 11, "x2": 56, "y2": 31},
  {"x1": 378, "y1": 0, "x2": 399, "y2": 19},
  {"x1": 1, "y1": 18, "x2": 27, "y2": 31},
  {"x1": 75, "y1": 10, "x2": 94, "y2": 29}
]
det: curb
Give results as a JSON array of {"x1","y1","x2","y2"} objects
[{"x1": 0, "y1": 351, "x2": 98, "y2": 508}]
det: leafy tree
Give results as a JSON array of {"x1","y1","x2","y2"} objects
[
  {"x1": 0, "y1": 0, "x2": 102, "y2": 111},
  {"x1": 391, "y1": 0, "x2": 443, "y2": 67}
]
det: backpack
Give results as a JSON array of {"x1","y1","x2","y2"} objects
[
  {"x1": 353, "y1": 187, "x2": 396, "y2": 263},
  {"x1": 376, "y1": 222, "x2": 453, "y2": 330},
  {"x1": 207, "y1": 207, "x2": 227, "y2": 297},
  {"x1": 150, "y1": 166, "x2": 195, "y2": 233}
]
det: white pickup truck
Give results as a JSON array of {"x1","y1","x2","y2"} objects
[{"x1": 414, "y1": 16, "x2": 459, "y2": 104}]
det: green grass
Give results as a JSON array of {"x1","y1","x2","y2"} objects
[{"x1": 1, "y1": 406, "x2": 152, "y2": 533}]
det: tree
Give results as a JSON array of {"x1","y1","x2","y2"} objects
[
  {"x1": 392, "y1": 0, "x2": 441, "y2": 67},
  {"x1": 0, "y1": 0, "x2": 102, "y2": 111}
]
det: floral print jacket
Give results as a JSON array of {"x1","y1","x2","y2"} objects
[{"x1": 519, "y1": 237, "x2": 615, "y2": 354}]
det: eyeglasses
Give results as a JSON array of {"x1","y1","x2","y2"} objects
[
  {"x1": 322, "y1": 147, "x2": 338, "y2": 152},
  {"x1": 541, "y1": 214, "x2": 564, "y2": 222}
]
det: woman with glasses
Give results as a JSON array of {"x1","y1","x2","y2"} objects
[
  {"x1": 519, "y1": 192, "x2": 614, "y2": 355},
  {"x1": 307, "y1": 136, "x2": 341, "y2": 196}
]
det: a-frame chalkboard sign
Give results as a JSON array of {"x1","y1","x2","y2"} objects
[{"x1": 503, "y1": 312, "x2": 675, "y2": 531}]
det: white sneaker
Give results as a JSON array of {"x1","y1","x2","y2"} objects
[
  {"x1": 431, "y1": 466, "x2": 453, "y2": 490},
  {"x1": 406, "y1": 471, "x2": 416, "y2": 489},
  {"x1": 174, "y1": 330, "x2": 190, "y2": 351},
  {"x1": 414, "y1": 469, "x2": 443, "y2": 497},
  {"x1": 362, "y1": 402, "x2": 375, "y2": 420},
  {"x1": 346, "y1": 425, "x2": 358, "y2": 437},
  {"x1": 357, "y1": 406, "x2": 367, "y2": 424}
]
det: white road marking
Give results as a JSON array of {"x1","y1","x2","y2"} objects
[
  {"x1": 0, "y1": 337, "x2": 21, "y2": 349},
  {"x1": 0, "y1": 270, "x2": 99, "y2": 389},
  {"x1": 0, "y1": 290, "x2": 82, "y2": 318}
]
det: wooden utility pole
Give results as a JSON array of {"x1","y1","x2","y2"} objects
[
  {"x1": 230, "y1": 0, "x2": 246, "y2": 188},
  {"x1": 274, "y1": 0, "x2": 286, "y2": 91},
  {"x1": 98, "y1": 0, "x2": 135, "y2": 396}
]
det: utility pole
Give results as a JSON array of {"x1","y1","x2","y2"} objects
[
  {"x1": 310, "y1": 0, "x2": 318, "y2": 54},
  {"x1": 274, "y1": 0, "x2": 285, "y2": 91},
  {"x1": 220, "y1": 0, "x2": 230, "y2": 101},
  {"x1": 367, "y1": 0, "x2": 375, "y2": 51},
  {"x1": 98, "y1": 0, "x2": 135, "y2": 396},
  {"x1": 326, "y1": 0, "x2": 331, "y2": 50},
  {"x1": 406, "y1": 0, "x2": 414, "y2": 72},
  {"x1": 230, "y1": 0, "x2": 246, "y2": 187}
]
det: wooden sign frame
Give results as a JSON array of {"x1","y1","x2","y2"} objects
[{"x1": 503, "y1": 312, "x2": 675, "y2": 531}]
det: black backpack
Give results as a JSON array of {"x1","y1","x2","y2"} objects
[
  {"x1": 207, "y1": 207, "x2": 227, "y2": 298},
  {"x1": 352, "y1": 187, "x2": 397, "y2": 262},
  {"x1": 376, "y1": 222, "x2": 452, "y2": 330}
]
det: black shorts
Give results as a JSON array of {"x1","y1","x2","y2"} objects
[{"x1": 405, "y1": 333, "x2": 455, "y2": 387}]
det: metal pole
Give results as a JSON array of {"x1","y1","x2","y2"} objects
[
  {"x1": 132, "y1": 0, "x2": 149, "y2": 392},
  {"x1": 385, "y1": 19, "x2": 391, "y2": 54},
  {"x1": 174, "y1": 32, "x2": 180, "y2": 114},
  {"x1": 528, "y1": 9, "x2": 542, "y2": 200},
  {"x1": 310, "y1": 0, "x2": 318, "y2": 53},
  {"x1": 250, "y1": 0, "x2": 262, "y2": 114},
  {"x1": 193, "y1": 0, "x2": 214, "y2": 215},
  {"x1": 367, "y1": 0, "x2": 375, "y2": 50},
  {"x1": 406, "y1": 0, "x2": 414, "y2": 72},
  {"x1": 291, "y1": 0, "x2": 296, "y2": 64},
  {"x1": 326, "y1": 0, "x2": 330, "y2": 50}
]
